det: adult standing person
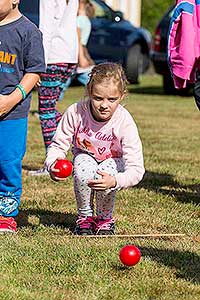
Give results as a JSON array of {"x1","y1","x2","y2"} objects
[{"x1": 29, "y1": 0, "x2": 79, "y2": 176}]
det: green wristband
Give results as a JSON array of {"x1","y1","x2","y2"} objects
[{"x1": 16, "y1": 84, "x2": 27, "y2": 100}]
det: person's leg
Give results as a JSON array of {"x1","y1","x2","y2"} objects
[
  {"x1": 73, "y1": 153, "x2": 98, "y2": 235},
  {"x1": 95, "y1": 158, "x2": 124, "y2": 234},
  {"x1": 58, "y1": 77, "x2": 73, "y2": 101},
  {"x1": 95, "y1": 158, "x2": 124, "y2": 219},
  {"x1": 59, "y1": 63, "x2": 77, "y2": 98},
  {"x1": 73, "y1": 153, "x2": 98, "y2": 217},
  {"x1": 194, "y1": 71, "x2": 200, "y2": 110},
  {"x1": 38, "y1": 64, "x2": 63, "y2": 150},
  {"x1": 39, "y1": 63, "x2": 77, "y2": 149},
  {"x1": 0, "y1": 118, "x2": 27, "y2": 219},
  {"x1": 77, "y1": 71, "x2": 90, "y2": 86}
]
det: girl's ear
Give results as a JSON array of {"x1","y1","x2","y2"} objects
[
  {"x1": 13, "y1": 0, "x2": 20, "y2": 5},
  {"x1": 120, "y1": 92, "x2": 126, "y2": 102},
  {"x1": 12, "y1": 0, "x2": 20, "y2": 8}
]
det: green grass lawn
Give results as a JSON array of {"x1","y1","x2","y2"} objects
[{"x1": 0, "y1": 74, "x2": 199, "y2": 300}]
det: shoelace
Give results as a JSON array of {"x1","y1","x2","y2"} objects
[
  {"x1": 76, "y1": 216, "x2": 95, "y2": 229},
  {"x1": 96, "y1": 218, "x2": 114, "y2": 232}
]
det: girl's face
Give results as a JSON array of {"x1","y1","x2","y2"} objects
[{"x1": 89, "y1": 80, "x2": 124, "y2": 122}]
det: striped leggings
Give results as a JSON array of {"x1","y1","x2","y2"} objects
[{"x1": 38, "y1": 63, "x2": 77, "y2": 150}]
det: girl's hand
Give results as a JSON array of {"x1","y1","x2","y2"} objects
[
  {"x1": 0, "y1": 95, "x2": 14, "y2": 117},
  {"x1": 87, "y1": 170, "x2": 117, "y2": 191},
  {"x1": 49, "y1": 159, "x2": 67, "y2": 182}
]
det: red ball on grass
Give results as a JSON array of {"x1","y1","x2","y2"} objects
[{"x1": 119, "y1": 244, "x2": 141, "y2": 266}]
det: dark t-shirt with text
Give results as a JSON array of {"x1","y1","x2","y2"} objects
[{"x1": 0, "y1": 16, "x2": 45, "y2": 120}]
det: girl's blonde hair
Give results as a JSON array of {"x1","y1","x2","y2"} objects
[
  {"x1": 86, "y1": 62, "x2": 128, "y2": 97},
  {"x1": 85, "y1": 1, "x2": 95, "y2": 19}
]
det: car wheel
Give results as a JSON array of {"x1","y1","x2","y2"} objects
[
  {"x1": 125, "y1": 44, "x2": 143, "y2": 84},
  {"x1": 163, "y1": 73, "x2": 192, "y2": 95},
  {"x1": 142, "y1": 53, "x2": 150, "y2": 73}
]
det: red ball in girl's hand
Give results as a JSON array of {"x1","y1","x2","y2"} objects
[
  {"x1": 119, "y1": 245, "x2": 141, "y2": 266},
  {"x1": 52, "y1": 159, "x2": 73, "y2": 178}
]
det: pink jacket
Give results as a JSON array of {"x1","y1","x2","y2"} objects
[{"x1": 168, "y1": 0, "x2": 200, "y2": 88}]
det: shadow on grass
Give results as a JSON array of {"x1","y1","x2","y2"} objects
[
  {"x1": 22, "y1": 164, "x2": 45, "y2": 172},
  {"x1": 128, "y1": 86, "x2": 164, "y2": 95},
  {"x1": 29, "y1": 110, "x2": 39, "y2": 117},
  {"x1": 128, "y1": 86, "x2": 193, "y2": 97},
  {"x1": 137, "y1": 170, "x2": 200, "y2": 205},
  {"x1": 16, "y1": 209, "x2": 76, "y2": 232},
  {"x1": 114, "y1": 246, "x2": 200, "y2": 284},
  {"x1": 141, "y1": 246, "x2": 200, "y2": 284}
]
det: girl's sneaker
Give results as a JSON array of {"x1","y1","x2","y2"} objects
[
  {"x1": 0, "y1": 216, "x2": 17, "y2": 233},
  {"x1": 74, "y1": 216, "x2": 96, "y2": 236},
  {"x1": 95, "y1": 218, "x2": 115, "y2": 235},
  {"x1": 28, "y1": 167, "x2": 49, "y2": 176}
]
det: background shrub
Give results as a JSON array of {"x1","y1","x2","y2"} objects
[{"x1": 141, "y1": 0, "x2": 174, "y2": 34}]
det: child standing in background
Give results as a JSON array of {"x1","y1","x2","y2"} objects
[
  {"x1": 29, "y1": 0, "x2": 79, "y2": 176},
  {"x1": 59, "y1": 0, "x2": 95, "y2": 100},
  {"x1": 45, "y1": 63, "x2": 145, "y2": 235},
  {"x1": 77, "y1": 0, "x2": 95, "y2": 71},
  {"x1": 0, "y1": 0, "x2": 45, "y2": 232}
]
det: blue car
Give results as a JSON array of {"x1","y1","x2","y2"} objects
[
  {"x1": 19, "y1": 0, "x2": 151, "y2": 84},
  {"x1": 151, "y1": 5, "x2": 192, "y2": 95}
]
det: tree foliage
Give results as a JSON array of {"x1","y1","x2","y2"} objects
[{"x1": 141, "y1": 0, "x2": 174, "y2": 34}]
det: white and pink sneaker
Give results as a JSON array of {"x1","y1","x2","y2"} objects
[
  {"x1": 0, "y1": 216, "x2": 17, "y2": 233},
  {"x1": 95, "y1": 217, "x2": 115, "y2": 235}
]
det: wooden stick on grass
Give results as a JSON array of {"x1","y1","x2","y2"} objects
[{"x1": 74, "y1": 233, "x2": 186, "y2": 238}]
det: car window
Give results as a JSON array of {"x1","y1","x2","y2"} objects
[{"x1": 90, "y1": 0, "x2": 112, "y2": 19}]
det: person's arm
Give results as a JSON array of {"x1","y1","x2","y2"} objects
[
  {"x1": 83, "y1": 46, "x2": 95, "y2": 65},
  {"x1": 115, "y1": 116, "x2": 145, "y2": 189},
  {"x1": 77, "y1": 27, "x2": 91, "y2": 68},
  {"x1": 0, "y1": 73, "x2": 40, "y2": 117}
]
